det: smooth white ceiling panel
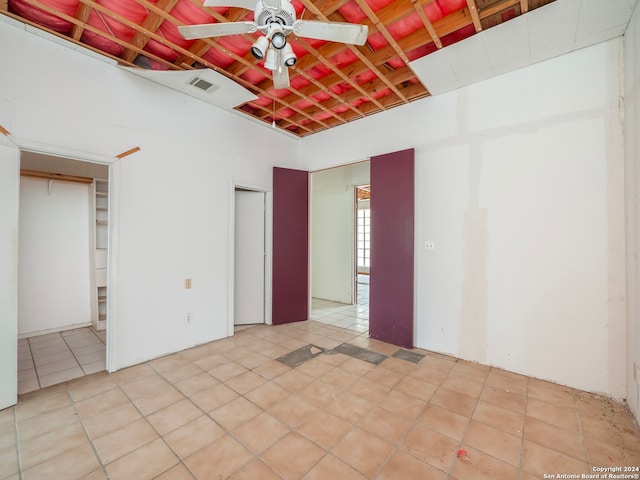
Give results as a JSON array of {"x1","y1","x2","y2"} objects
[
  {"x1": 119, "y1": 67, "x2": 258, "y2": 110},
  {"x1": 411, "y1": 0, "x2": 637, "y2": 96}
]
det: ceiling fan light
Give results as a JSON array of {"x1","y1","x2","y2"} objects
[
  {"x1": 271, "y1": 31, "x2": 287, "y2": 49},
  {"x1": 282, "y1": 43, "x2": 297, "y2": 66},
  {"x1": 250, "y1": 36, "x2": 269, "y2": 60},
  {"x1": 264, "y1": 47, "x2": 278, "y2": 71}
]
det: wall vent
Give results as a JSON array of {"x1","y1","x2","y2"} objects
[{"x1": 188, "y1": 76, "x2": 219, "y2": 93}]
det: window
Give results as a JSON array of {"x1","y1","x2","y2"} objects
[{"x1": 357, "y1": 207, "x2": 370, "y2": 268}]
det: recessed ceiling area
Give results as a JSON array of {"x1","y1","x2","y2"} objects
[{"x1": 0, "y1": 0, "x2": 636, "y2": 136}]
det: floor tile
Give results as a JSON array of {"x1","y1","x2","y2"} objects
[
  {"x1": 134, "y1": 386, "x2": 185, "y2": 416},
  {"x1": 524, "y1": 415, "x2": 585, "y2": 460},
  {"x1": 401, "y1": 424, "x2": 459, "y2": 472},
  {"x1": 297, "y1": 410, "x2": 353, "y2": 449},
  {"x1": 260, "y1": 431, "x2": 326, "y2": 479},
  {"x1": 377, "y1": 450, "x2": 447, "y2": 480},
  {"x1": 472, "y1": 400, "x2": 524, "y2": 436},
  {"x1": 146, "y1": 399, "x2": 202, "y2": 435},
  {"x1": 185, "y1": 434, "x2": 253, "y2": 480},
  {"x1": 303, "y1": 454, "x2": 368, "y2": 480},
  {"x1": 332, "y1": 427, "x2": 395, "y2": 478},
  {"x1": 269, "y1": 393, "x2": 320, "y2": 427},
  {"x1": 9, "y1": 319, "x2": 640, "y2": 480},
  {"x1": 463, "y1": 420, "x2": 522, "y2": 466},
  {"x1": 522, "y1": 440, "x2": 591, "y2": 477},
  {"x1": 106, "y1": 437, "x2": 179, "y2": 480},
  {"x1": 480, "y1": 385, "x2": 526, "y2": 414},
  {"x1": 228, "y1": 458, "x2": 282, "y2": 480},
  {"x1": 526, "y1": 397, "x2": 579, "y2": 432},
  {"x1": 358, "y1": 404, "x2": 412, "y2": 443},
  {"x1": 93, "y1": 418, "x2": 158, "y2": 464},
  {"x1": 209, "y1": 396, "x2": 262, "y2": 430},
  {"x1": 164, "y1": 415, "x2": 225, "y2": 459},
  {"x1": 450, "y1": 445, "x2": 519, "y2": 480},
  {"x1": 417, "y1": 404, "x2": 470, "y2": 441},
  {"x1": 232, "y1": 412, "x2": 289, "y2": 454},
  {"x1": 22, "y1": 442, "x2": 100, "y2": 480}
]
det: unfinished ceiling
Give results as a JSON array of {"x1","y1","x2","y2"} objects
[{"x1": 0, "y1": 0, "x2": 594, "y2": 137}]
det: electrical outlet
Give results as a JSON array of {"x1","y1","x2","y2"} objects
[
  {"x1": 425, "y1": 241, "x2": 435, "y2": 251},
  {"x1": 185, "y1": 278, "x2": 192, "y2": 289},
  {"x1": 184, "y1": 313, "x2": 192, "y2": 324}
]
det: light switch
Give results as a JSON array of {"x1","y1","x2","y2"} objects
[{"x1": 185, "y1": 278, "x2": 192, "y2": 289}]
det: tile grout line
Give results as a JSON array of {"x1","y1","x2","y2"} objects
[
  {"x1": 573, "y1": 389, "x2": 591, "y2": 468},
  {"x1": 66, "y1": 385, "x2": 112, "y2": 480},
  {"x1": 518, "y1": 373, "x2": 530, "y2": 480},
  {"x1": 445, "y1": 363, "x2": 491, "y2": 478},
  {"x1": 144, "y1": 357, "x2": 258, "y2": 479},
  {"x1": 26, "y1": 337, "x2": 42, "y2": 391},
  {"x1": 96, "y1": 373, "x2": 193, "y2": 479},
  {"x1": 13, "y1": 406, "x2": 24, "y2": 480},
  {"x1": 59, "y1": 332, "x2": 86, "y2": 377}
]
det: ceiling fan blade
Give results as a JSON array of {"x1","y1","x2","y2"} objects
[
  {"x1": 203, "y1": 0, "x2": 257, "y2": 9},
  {"x1": 178, "y1": 21, "x2": 257, "y2": 40},
  {"x1": 293, "y1": 20, "x2": 368, "y2": 45},
  {"x1": 272, "y1": 54, "x2": 290, "y2": 89}
]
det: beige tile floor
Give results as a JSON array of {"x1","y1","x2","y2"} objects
[
  {"x1": 312, "y1": 279, "x2": 370, "y2": 333},
  {"x1": 18, "y1": 327, "x2": 106, "y2": 395},
  {"x1": 2, "y1": 320, "x2": 639, "y2": 480}
]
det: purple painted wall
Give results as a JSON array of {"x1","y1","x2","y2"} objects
[
  {"x1": 369, "y1": 149, "x2": 415, "y2": 347},
  {"x1": 272, "y1": 167, "x2": 309, "y2": 324}
]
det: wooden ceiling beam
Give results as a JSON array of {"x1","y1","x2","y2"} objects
[
  {"x1": 410, "y1": 0, "x2": 442, "y2": 49},
  {"x1": 298, "y1": 0, "x2": 407, "y2": 107},
  {"x1": 481, "y1": 0, "x2": 520, "y2": 18},
  {"x1": 354, "y1": 0, "x2": 411, "y2": 66},
  {"x1": 294, "y1": 36, "x2": 385, "y2": 111},
  {"x1": 70, "y1": 2, "x2": 91, "y2": 41},
  {"x1": 122, "y1": 0, "x2": 181, "y2": 64},
  {"x1": 122, "y1": 0, "x2": 329, "y2": 130},
  {"x1": 466, "y1": 0, "x2": 483, "y2": 32},
  {"x1": 20, "y1": 0, "x2": 181, "y2": 70}
]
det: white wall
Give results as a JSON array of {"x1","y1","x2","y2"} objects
[
  {"x1": 311, "y1": 162, "x2": 369, "y2": 303},
  {"x1": 300, "y1": 40, "x2": 627, "y2": 398},
  {"x1": 624, "y1": 0, "x2": 640, "y2": 422},
  {"x1": 18, "y1": 177, "x2": 93, "y2": 336},
  {"x1": 0, "y1": 19, "x2": 298, "y2": 374},
  {"x1": 0, "y1": 144, "x2": 20, "y2": 410}
]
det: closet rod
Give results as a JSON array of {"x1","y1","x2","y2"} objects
[{"x1": 20, "y1": 169, "x2": 94, "y2": 185}]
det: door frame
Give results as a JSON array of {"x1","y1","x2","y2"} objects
[
  {"x1": 9, "y1": 138, "x2": 119, "y2": 378},
  {"x1": 307, "y1": 152, "x2": 415, "y2": 348},
  {"x1": 228, "y1": 182, "x2": 272, "y2": 336},
  {"x1": 353, "y1": 183, "x2": 371, "y2": 306}
]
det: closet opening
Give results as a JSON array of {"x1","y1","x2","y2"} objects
[{"x1": 17, "y1": 152, "x2": 110, "y2": 394}]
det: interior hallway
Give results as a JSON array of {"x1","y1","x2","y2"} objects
[
  {"x1": 311, "y1": 275, "x2": 370, "y2": 333},
  {"x1": 2, "y1": 320, "x2": 639, "y2": 480}
]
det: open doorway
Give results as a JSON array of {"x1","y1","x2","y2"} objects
[
  {"x1": 355, "y1": 183, "x2": 371, "y2": 306},
  {"x1": 17, "y1": 152, "x2": 109, "y2": 394},
  {"x1": 233, "y1": 188, "x2": 266, "y2": 330},
  {"x1": 310, "y1": 162, "x2": 370, "y2": 334}
]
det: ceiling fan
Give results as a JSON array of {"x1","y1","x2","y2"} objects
[{"x1": 178, "y1": 0, "x2": 369, "y2": 89}]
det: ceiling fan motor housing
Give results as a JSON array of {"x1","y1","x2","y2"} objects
[{"x1": 255, "y1": 0, "x2": 296, "y2": 29}]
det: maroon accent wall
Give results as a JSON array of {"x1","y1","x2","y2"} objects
[
  {"x1": 272, "y1": 167, "x2": 309, "y2": 325},
  {"x1": 369, "y1": 149, "x2": 415, "y2": 347}
]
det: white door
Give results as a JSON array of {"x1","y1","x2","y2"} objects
[{"x1": 234, "y1": 190, "x2": 265, "y2": 325}]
